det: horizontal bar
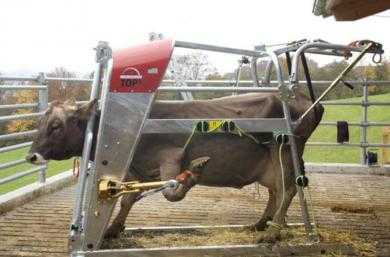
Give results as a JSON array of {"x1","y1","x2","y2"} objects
[
  {"x1": 320, "y1": 121, "x2": 390, "y2": 127},
  {"x1": 0, "y1": 130, "x2": 37, "y2": 142},
  {"x1": 175, "y1": 40, "x2": 267, "y2": 58},
  {"x1": 125, "y1": 223, "x2": 311, "y2": 234},
  {"x1": 321, "y1": 101, "x2": 390, "y2": 106},
  {"x1": 320, "y1": 101, "x2": 361, "y2": 106},
  {"x1": 0, "y1": 85, "x2": 47, "y2": 90},
  {"x1": 0, "y1": 103, "x2": 38, "y2": 110},
  {"x1": 307, "y1": 142, "x2": 390, "y2": 147},
  {"x1": 3, "y1": 77, "x2": 390, "y2": 87},
  {"x1": 0, "y1": 166, "x2": 43, "y2": 185},
  {"x1": 320, "y1": 121, "x2": 360, "y2": 126},
  {"x1": 0, "y1": 112, "x2": 43, "y2": 123},
  {"x1": 158, "y1": 86, "x2": 279, "y2": 93},
  {"x1": 0, "y1": 141, "x2": 33, "y2": 153},
  {"x1": 143, "y1": 118, "x2": 286, "y2": 134},
  {"x1": 0, "y1": 75, "x2": 38, "y2": 81},
  {"x1": 79, "y1": 242, "x2": 350, "y2": 257},
  {"x1": 45, "y1": 77, "x2": 93, "y2": 83},
  {"x1": 0, "y1": 159, "x2": 26, "y2": 170}
]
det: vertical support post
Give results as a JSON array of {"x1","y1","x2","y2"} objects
[
  {"x1": 37, "y1": 72, "x2": 48, "y2": 183},
  {"x1": 267, "y1": 50, "x2": 314, "y2": 240},
  {"x1": 361, "y1": 79, "x2": 368, "y2": 165},
  {"x1": 69, "y1": 41, "x2": 111, "y2": 252}
]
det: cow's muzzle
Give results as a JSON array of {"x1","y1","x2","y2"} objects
[{"x1": 26, "y1": 153, "x2": 47, "y2": 165}]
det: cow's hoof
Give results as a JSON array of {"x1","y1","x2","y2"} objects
[
  {"x1": 252, "y1": 217, "x2": 272, "y2": 231},
  {"x1": 256, "y1": 227, "x2": 281, "y2": 243},
  {"x1": 104, "y1": 224, "x2": 125, "y2": 239}
]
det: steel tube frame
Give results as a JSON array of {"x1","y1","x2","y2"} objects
[
  {"x1": 158, "y1": 86, "x2": 279, "y2": 92},
  {"x1": 0, "y1": 103, "x2": 38, "y2": 110},
  {"x1": 70, "y1": 49, "x2": 106, "y2": 248},
  {"x1": 0, "y1": 75, "x2": 38, "y2": 81},
  {"x1": 0, "y1": 159, "x2": 27, "y2": 170},
  {"x1": 307, "y1": 142, "x2": 390, "y2": 147},
  {"x1": 0, "y1": 112, "x2": 44, "y2": 123},
  {"x1": 298, "y1": 43, "x2": 373, "y2": 122},
  {"x1": 0, "y1": 85, "x2": 47, "y2": 90},
  {"x1": 0, "y1": 141, "x2": 33, "y2": 153},
  {"x1": 289, "y1": 42, "x2": 380, "y2": 85},
  {"x1": 266, "y1": 49, "x2": 314, "y2": 239},
  {"x1": 361, "y1": 80, "x2": 369, "y2": 164},
  {"x1": 0, "y1": 130, "x2": 37, "y2": 142},
  {"x1": 0, "y1": 166, "x2": 43, "y2": 185},
  {"x1": 175, "y1": 40, "x2": 268, "y2": 57}
]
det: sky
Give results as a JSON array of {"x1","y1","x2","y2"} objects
[{"x1": 1, "y1": 0, "x2": 389, "y2": 76}]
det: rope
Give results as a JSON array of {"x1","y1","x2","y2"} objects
[
  {"x1": 184, "y1": 120, "x2": 261, "y2": 150},
  {"x1": 183, "y1": 125, "x2": 198, "y2": 150},
  {"x1": 305, "y1": 184, "x2": 319, "y2": 237},
  {"x1": 276, "y1": 140, "x2": 286, "y2": 216}
]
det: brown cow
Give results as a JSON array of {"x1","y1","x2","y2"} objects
[{"x1": 26, "y1": 88, "x2": 323, "y2": 243}]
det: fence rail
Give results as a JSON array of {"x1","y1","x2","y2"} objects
[{"x1": 0, "y1": 74, "x2": 389, "y2": 191}]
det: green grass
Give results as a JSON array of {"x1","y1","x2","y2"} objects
[
  {"x1": 0, "y1": 93, "x2": 389, "y2": 194},
  {"x1": 304, "y1": 93, "x2": 390, "y2": 163},
  {"x1": 0, "y1": 147, "x2": 72, "y2": 195}
]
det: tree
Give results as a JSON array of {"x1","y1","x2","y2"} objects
[
  {"x1": 6, "y1": 89, "x2": 37, "y2": 133},
  {"x1": 166, "y1": 52, "x2": 216, "y2": 81},
  {"x1": 158, "y1": 52, "x2": 216, "y2": 100},
  {"x1": 46, "y1": 67, "x2": 90, "y2": 102}
]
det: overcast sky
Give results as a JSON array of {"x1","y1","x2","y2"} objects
[{"x1": 1, "y1": 0, "x2": 389, "y2": 75}]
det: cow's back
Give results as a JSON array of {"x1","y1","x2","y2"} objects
[{"x1": 150, "y1": 93, "x2": 285, "y2": 119}]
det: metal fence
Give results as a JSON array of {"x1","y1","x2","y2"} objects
[{"x1": 0, "y1": 74, "x2": 389, "y2": 188}]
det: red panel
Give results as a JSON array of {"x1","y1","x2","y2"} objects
[{"x1": 110, "y1": 39, "x2": 174, "y2": 93}]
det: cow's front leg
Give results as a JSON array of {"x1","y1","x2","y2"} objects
[
  {"x1": 104, "y1": 192, "x2": 140, "y2": 239},
  {"x1": 253, "y1": 188, "x2": 276, "y2": 231}
]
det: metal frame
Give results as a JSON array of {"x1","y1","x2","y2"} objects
[
  {"x1": 0, "y1": 75, "x2": 48, "y2": 186},
  {"x1": 67, "y1": 38, "x2": 383, "y2": 257},
  {"x1": 0, "y1": 38, "x2": 387, "y2": 256}
]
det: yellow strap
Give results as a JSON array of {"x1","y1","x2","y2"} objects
[{"x1": 184, "y1": 120, "x2": 260, "y2": 150}]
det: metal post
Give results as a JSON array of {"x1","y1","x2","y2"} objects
[
  {"x1": 361, "y1": 79, "x2": 368, "y2": 165},
  {"x1": 37, "y1": 72, "x2": 48, "y2": 183},
  {"x1": 69, "y1": 41, "x2": 111, "y2": 251},
  {"x1": 267, "y1": 50, "x2": 314, "y2": 240}
]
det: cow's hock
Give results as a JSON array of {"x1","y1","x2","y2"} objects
[{"x1": 163, "y1": 157, "x2": 210, "y2": 202}]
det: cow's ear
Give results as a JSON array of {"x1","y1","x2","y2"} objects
[{"x1": 76, "y1": 99, "x2": 98, "y2": 120}]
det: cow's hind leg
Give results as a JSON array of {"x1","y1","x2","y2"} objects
[
  {"x1": 253, "y1": 189, "x2": 276, "y2": 231},
  {"x1": 161, "y1": 149, "x2": 209, "y2": 202},
  {"x1": 104, "y1": 192, "x2": 140, "y2": 239},
  {"x1": 256, "y1": 182, "x2": 297, "y2": 243}
]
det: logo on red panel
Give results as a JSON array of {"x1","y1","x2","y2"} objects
[{"x1": 120, "y1": 67, "x2": 143, "y2": 87}]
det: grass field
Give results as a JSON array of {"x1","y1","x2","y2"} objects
[
  {"x1": 304, "y1": 92, "x2": 390, "y2": 163},
  {"x1": 0, "y1": 93, "x2": 389, "y2": 195},
  {"x1": 0, "y1": 148, "x2": 72, "y2": 194}
]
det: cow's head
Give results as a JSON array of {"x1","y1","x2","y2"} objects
[{"x1": 26, "y1": 99, "x2": 97, "y2": 164}]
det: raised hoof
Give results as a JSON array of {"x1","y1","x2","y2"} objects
[
  {"x1": 188, "y1": 156, "x2": 210, "y2": 172},
  {"x1": 104, "y1": 224, "x2": 125, "y2": 239},
  {"x1": 256, "y1": 227, "x2": 281, "y2": 243}
]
